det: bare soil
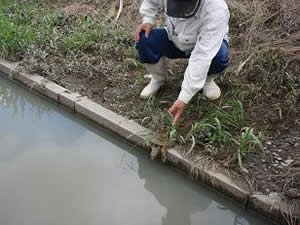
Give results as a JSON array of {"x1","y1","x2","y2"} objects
[{"x1": 246, "y1": 129, "x2": 300, "y2": 196}]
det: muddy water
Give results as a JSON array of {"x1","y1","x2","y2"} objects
[{"x1": 0, "y1": 74, "x2": 272, "y2": 225}]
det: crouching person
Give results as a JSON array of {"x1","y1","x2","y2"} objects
[{"x1": 135, "y1": 0, "x2": 230, "y2": 124}]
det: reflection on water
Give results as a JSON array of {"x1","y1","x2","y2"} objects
[
  {"x1": 0, "y1": 76, "x2": 54, "y2": 121},
  {"x1": 0, "y1": 74, "x2": 272, "y2": 225}
]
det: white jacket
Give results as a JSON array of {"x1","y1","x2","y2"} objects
[{"x1": 140, "y1": 0, "x2": 230, "y2": 103}]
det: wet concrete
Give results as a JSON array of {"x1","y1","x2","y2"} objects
[{"x1": 0, "y1": 74, "x2": 272, "y2": 225}]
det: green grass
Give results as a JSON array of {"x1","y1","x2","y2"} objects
[
  {"x1": 0, "y1": 0, "x2": 35, "y2": 58},
  {"x1": 188, "y1": 118, "x2": 234, "y2": 146},
  {"x1": 0, "y1": 0, "x2": 63, "y2": 59},
  {"x1": 233, "y1": 127, "x2": 263, "y2": 157},
  {"x1": 62, "y1": 18, "x2": 99, "y2": 52},
  {"x1": 185, "y1": 99, "x2": 246, "y2": 140},
  {"x1": 206, "y1": 99, "x2": 246, "y2": 130},
  {"x1": 0, "y1": 0, "x2": 134, "y2": 58},
  {"x1": 179, "y1": 98, "x2": 263, "y2": 158}
]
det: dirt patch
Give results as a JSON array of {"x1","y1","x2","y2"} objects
[
  {"x1": 246, "y1": 128, "x2": 300, "y2": 201},
  {"x1": 61, "y1": 3, "x2": 98, "y2": 18}
]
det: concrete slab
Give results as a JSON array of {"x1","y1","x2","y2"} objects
[
  {"x1": 167, "y1": 147, "x2": 250, "y2": 204},
  {"x1": 0, "y1": 62, "x2": 64, "y2": 103},
  {"x1": 118, "y1": 119, "x2": 155, "y2": 147},
  {"x1": 0, "y1": 59, "x2": 15, "y2": 75},
  {"x1": 13, "y1": 71, "x2": 45, "y2": 93},
  {"x1": 249, "y1": 192, "x2": 300, "y2": 225},
  {"x1": 75, "y1": 98, "x2": 154, "y2": 147},
  {"x1": 167, "y1": 147, "x2": 183, "y2": 165},
  {"x1": 0, "y1": 61, "x2": 44, "y2": 93},
  {"x1": 205, "y1": 169, "x2": 250, "y2": 204}
]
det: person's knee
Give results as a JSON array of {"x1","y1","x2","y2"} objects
[
  {"x1": 218, "y1": 60, "x2": 229, "y2": 73},
  {"x1": 135, "y1": 31, "x2": 153, "y2": 53},
  {"x1": 209, "y1": 58, "x2": 229, "y2": 75},
  {"x1": 209, "y1": 42, "x2": 229, "y2": 74},
  {"x1": 208, "y1": 57, "x2": 229, "y2": 75},
  {"x1": 135, "y1": 31, "x2": 160, "y2": 64},
  {"x1": 216, "y1": 54, "x2": 229, "y2": 71},
  {"x1": 216, "y1": 41, "x2": 229, "y2": 62}
]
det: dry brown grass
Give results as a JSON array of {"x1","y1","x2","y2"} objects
[{"x1": 228, "y1": 0, "x2": 299, "y2": 55}]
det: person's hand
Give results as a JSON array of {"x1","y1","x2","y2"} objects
[
  {"x1": 168, "y1": 100, "x2": 186, "y2": 125},
  {"x1": 135, "y1": 23, "x2": 154, "y2": 42}
]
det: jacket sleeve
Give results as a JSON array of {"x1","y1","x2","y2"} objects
[
  {"x1": 178, "y1": 8, "x2": 230, "y2": 104},
  {"x1": 139, "y1": 0, "x2": 163, "y2": 24}
]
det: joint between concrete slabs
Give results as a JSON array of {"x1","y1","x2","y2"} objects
[
  {"x1": 59, "y1": 91, "x2": 82, "y2": 112},
  {"x1": 43, "y1": 80, "x2": 67, "y2": 102},
  {"x1": 0, "y1": 59, "x2": 298, "y2": 225}
]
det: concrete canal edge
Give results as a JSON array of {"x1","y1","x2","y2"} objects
[{"x1": 0, "y1": 59, "x2": 299, "y2": 225}]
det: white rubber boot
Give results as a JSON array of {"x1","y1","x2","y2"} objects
[
  {"x1": 140, "y1": 57, "x2": 167, "y2": 99},
  {"x1": 203, "y1": 75, "x2": 221, "y2": 100}
]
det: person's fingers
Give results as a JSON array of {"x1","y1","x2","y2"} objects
[
  {"x1": 136, "y1": 24, "x2": 145, "y2": 42},
  {"x1": 168, "y1": 105, "x2": 176, "y2": 117},
  {"x1": 135, "y1": 23, "x2": 152, "y2": 41},
  {"x1": 145, "y1": 25, "x2": 152, "y2": 38},
  {"x1": 173, "y1": 111, "x2": 182, "y2": 125},
  {"x1": 168, "y1": 105, "x2": 182, "y2": 124},
  {"x1": 135, "y1": 25, "x2": 142, "y2": 42},
  {"x1": 168, "y1": 100, "x2": 185, "y2": 125}
]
